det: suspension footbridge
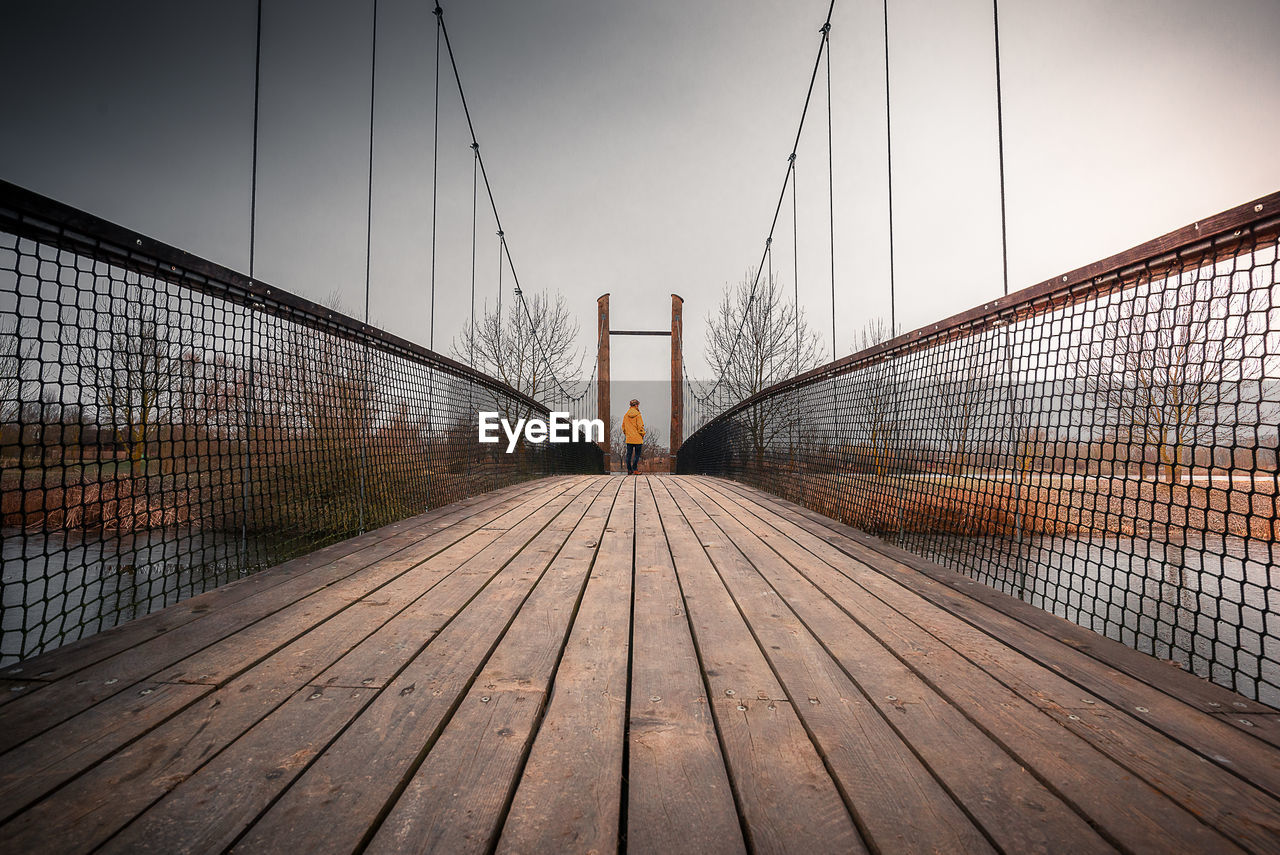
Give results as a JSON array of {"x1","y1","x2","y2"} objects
[{"x1": 2, "y1": 1, "x2": 1279, "y2": 852}]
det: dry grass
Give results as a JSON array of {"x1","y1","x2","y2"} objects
[
  {"x1": 800, "y1": 472, "x2": 1278, "y2": 542},
  {"x1": 2, "y1": 474, "x2": 198, "y2": 531}
]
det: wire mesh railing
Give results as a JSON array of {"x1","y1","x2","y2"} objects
[
  {"x1": 0, "y1": 181, "x2": 602, "y2": 663},
  {"x1": 678, "y1": 191, "x2": 1280, "y2": 704}
]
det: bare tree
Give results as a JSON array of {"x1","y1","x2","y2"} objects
[
  {"x1": 0, "y1": 323, "x2": 22, "y2": 423},
  {"x1": 0, "y1": 317, "x2": 42, "y2": 426},
  {"x1": 929, "y1": 335, "x2": 997, "y2": 475},
  {"x1": 452, "y1": 292, "x2": 583, "y2": 414},
  {"x1": 843, "y1": 319, "x2": 898, "y2": 476},
  {"x1": 1084, "y1": 273, "x2": 1254, "y2": 483},
  {"x1": 67, "y1": 296, "x2": 191, "y2": 472},
  {"x1": 703, "y1": 269, "x2": 825, "y2": 461}
]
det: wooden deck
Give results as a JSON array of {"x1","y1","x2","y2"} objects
[{"x1": 1, "y1": 474, "x2": 1279, "y2": 853}]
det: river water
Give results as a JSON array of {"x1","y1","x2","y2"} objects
[
  {"x1": 0, "y1": 528, "x2": 277, "y2": 664},
  {"x1": 920, "y1": 531, "x2": 1280, "y2": 707}
]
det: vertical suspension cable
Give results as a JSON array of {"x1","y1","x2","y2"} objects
[
  {"x1": 882, "y1": 0, "x2": 897, "y2": 335},
  {"x1": 359, "y1": 0, "x2": 379, "y2": 533},
  {"x1": 993, "y1": 0, "x2": 1010, "y2": 297},
  {"x1": 363, "y1": 1, "x2": 379, "y2": 327},
  {"x1": 429, "y1": 6, "x2": 442, "y2": 349},
  {"x1": 467, "y1": 142, "x2": 478, "y2": 475},
  {"x1": 248, "y1": 0, "x2": 263, "y2": 282},
  {"x1": 497, "y1": 230, "x2": 504, "y2": 322},
  {"x1": 766, "y1": 237, "x2": 773, "y2": 382},
  {"x1": 242, "y1": 0, "x2": 265, "y2": 568},
  {"x1": 823, "y1": 22, "x2": 836, "y2": 355},
  {"x1": 790, "y1": 154, "x2": 799, "y2": 363},
  {"x1": 992, "y1": 0, "x2": 1023, "y2": 594},
  {"x1": 470, "y1": 143, "x2": 478, "y2": 367}
]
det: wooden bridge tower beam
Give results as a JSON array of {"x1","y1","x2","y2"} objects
[
  {"x1": 671, "y1": 293, "x2": 683, "y2": 454},
  {"x1": 597, "y1": 293, "x2": 610, "y2": 460}
]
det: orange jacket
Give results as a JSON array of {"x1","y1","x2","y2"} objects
[{"x1": 622, "y1": 406, "x2": 645, "y2": 444}]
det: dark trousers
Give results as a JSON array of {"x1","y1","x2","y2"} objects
[{"x1": 625, "y1": 443, "x2": 642, "y2": 473}]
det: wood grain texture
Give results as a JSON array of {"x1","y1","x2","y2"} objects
[
  {"x1": 716, "y1": 478, "x2": 1280, "y2": 761},
  {"x1": 651, "y1": 478, "x2": 866, "y2": 855},
  {"x1": 230, "y1": 478, "x2": 609, "y2": 855},
  {"x1": 0, "y1": 478, "x2": 571, "y2": 754},
  {"x1": 702, "y1": 478, "x2": 1269, "y2": 853},
  {"x1": 624, "y1": 478, "x2": 744, "y2": 854},
  {"x1": 366, "y1": 478, "x2": 621, "y2": 855},
  {"x1": 495, "y1": 478, "x2": 634, "y2": 854},
  {"x1": 3, "y1": 475, "x2": 1279, "y2": 854},
  {"x1": 0, "y1": 479, "x2": 550, "y2": 687},
  {"x1": 665, "y1": 478, "x2": 995, "y2": 855}
]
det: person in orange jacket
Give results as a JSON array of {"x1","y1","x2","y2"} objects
[{"x1": 623, "y1": 398, "x2": 645, "y2": 474}]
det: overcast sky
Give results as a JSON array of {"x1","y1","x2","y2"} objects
[{"x1": 4, "y1": 0, "x2": 1279, "y2": 400}]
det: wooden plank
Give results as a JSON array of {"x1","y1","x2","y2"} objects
[
  {"x1": 664, "y1": 478, "x2": 996, "y2": 855},
  {"x1": 680, "y1": 479, "x2": 1122, "y2": 852},
  {"x1": 697, "y1": 477, "x2": 1271, "y2": 852},
  {"x1": 624, "y1": 476, "x2": 743, "y2": 853},
  {"x1": 0, "y1": 479, "x2": 603, "y2": 849},
  {"x1": 367, "y1": 479, "x2": 625, "y2": 855},
  {"x1": 493, "y1": 478, "x2": 635, "y2": 854},
  {"x1": 0, "y1": 680, "x2": 42, "y2": 707},
  {"x1": 311, "y1": 477, "x2": 608, "y2": 691},
  {"x1": 149, "y1": 478, "x2": 562, "y2": 687},
  {"x1": 712, "y1": 479, "x2": 1280, "y2": 791},
  {"x1": 98, "y1": 684, "x2": 379, "y2": 855},
  {"x1": 679, "y1": 478, "x2": 1119, "y2": 851},
  {"x1": 0, "y1": 477, "x2": 551, "y2": 687},
  {"x1": 0, "y1": 478, "x2": 582, "y2": 822},
  {"x1": 0, "y1": 681, "x2": 210, "y2": 820},
  {"x1": 0, "y1": 477, "x2": 578, "y2": 754},
  {"x1": 715, "y1": 476, "x2": 1280, "y2": 733},
  {"x1": 648, "y1": 478, "x2": 865, "y2": 854},
  {"x1": 228, "y1": 478, "x2": 617, "y2": 855}
]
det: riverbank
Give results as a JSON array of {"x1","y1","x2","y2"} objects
[{"x1": 799, "y1": 471, "x2": 1277, "y2": 541}]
